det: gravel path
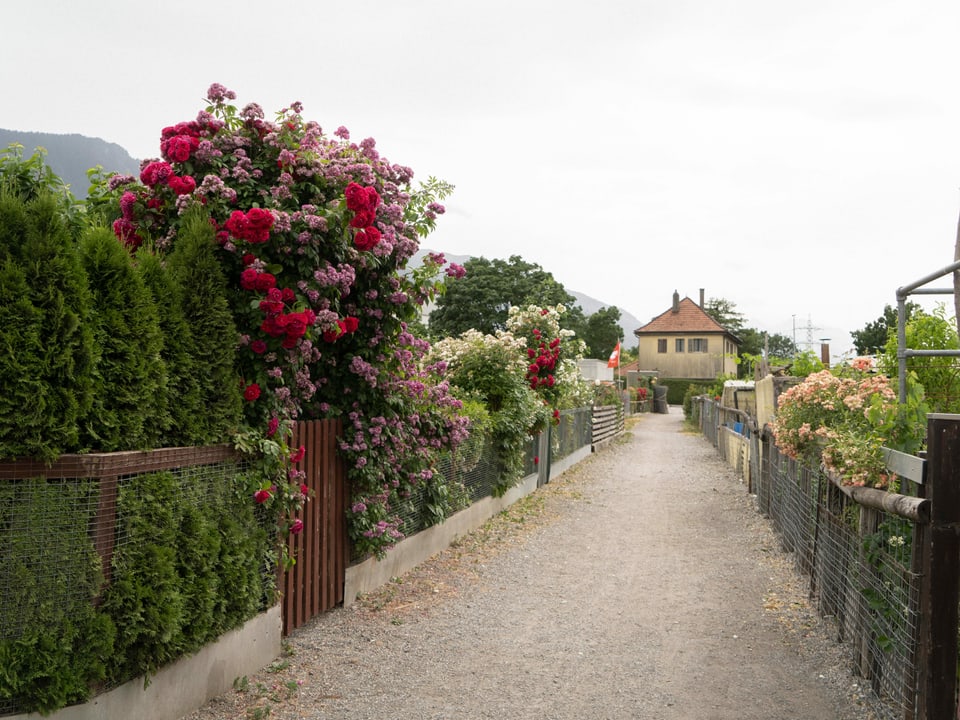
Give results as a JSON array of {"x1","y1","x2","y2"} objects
[{"x1": 184, "y1": 410, "x2": 878, "y2": 720}]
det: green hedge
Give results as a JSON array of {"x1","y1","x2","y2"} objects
[
  {"x1": 656, "y1": 378, "x2": 712, "y2": 406},
  {"x1": 0, "y1": 464, "x2": 272, "y2": 715},
  {"x1": 0, "y1": 478, "x2": 114, "y2": 714}
]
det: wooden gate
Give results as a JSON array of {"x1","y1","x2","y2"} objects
[{"x1": 282, "y1": 419, "x2": 350, "y2": 635}]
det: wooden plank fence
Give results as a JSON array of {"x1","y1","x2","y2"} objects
[
  {"x1": 283, "y1": 419, "x2": 349, "y2": 635},
  {"x1": 591, "y1": 404, "x2": 624, "y2": 448}
]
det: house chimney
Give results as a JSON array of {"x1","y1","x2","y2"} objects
[
  {"x1": 820, "y1": 341, "x2": 830, "y2": 368},
  {"x1": 672, "y1": 290, "x2": 680, "y2": 313},
  {"x1": 699, "y1": 288, "x2": 705, "y2": 308}
]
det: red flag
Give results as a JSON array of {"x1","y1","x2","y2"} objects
[{"x1": 607, "y1": 342, "x2": 621, "y2": 368}]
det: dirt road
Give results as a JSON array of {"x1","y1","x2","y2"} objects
[{"x1": 185, "y1": 410, "x2": 876, "y2": 720}]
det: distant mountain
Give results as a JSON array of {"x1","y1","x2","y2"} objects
[
  {"x1": 411, "y1": 249, "x2": 641, "y2": 347},
  {"x1": 0, "y1": 129, "x2": 141, "y2": 198}
]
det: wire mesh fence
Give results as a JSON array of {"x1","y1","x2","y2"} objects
[
  {"x1": 393, "y1": 408, "x2": 592, "y2": 538},
  {"x1": 763, "y1": 448, "x2": 921, "y2": 719},
  {"x1": 0, "y1": 450, "x2": 270, "y2": 716}
]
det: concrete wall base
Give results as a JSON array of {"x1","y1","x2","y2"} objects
[{"x1": 11, "y1": 604, "x2": 282, "y2": 720}]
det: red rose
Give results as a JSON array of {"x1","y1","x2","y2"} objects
[
  {"x1": 349, "y1": 209, "x2": 375, "y2": 228},
  {"x1": 290, "y1": 445, "x2": 306, "y2": 463},
  {"x1": 284, "y1": 312, "x2": 309, "y2": 339},
  {"x1": 281, "y1": 287, "x2": 296, "y2": 303},
  {"x1": 290, "y1": 519, "x2": 304, "y2": 535},
  {"x1": 243, "y1": 383, "x2": 261, "y2": 401},
  {"x1": 242, "y1": 253, "x2": 257, "y2": 266},
  {"x1": 167, "y1": 173, "x2": 196, "y2": 195},
  {"x1": 240, "y1": 268, "x2": 259, "y2": 290},
  {"x1": 139, "y1": 161, "x2": 173, "y2": 187},
  {"x1": 250, "y1": 340, "x2": 268, "y2": 354},
  {"x1": 344, "y1": 182, "x2": 368, "y2": 212},
  {"x1": 254, "y1": 272, "x2": 277, "y2": 292},
  {"x1": 343, "y1": 316, "x2": 359, "y2": 333},
  {"x1": 354, "y1": 225, "x2": 381, "y2": 251},
  {"x1": 161, "y1": 134, "x2": 197, "y2": 163},
  {"x1": 254, "y1": 489, "x2": 271, "y2": 504},
  {"x1": 259, "y1": 297, "x2": 285, "y2": 315}
]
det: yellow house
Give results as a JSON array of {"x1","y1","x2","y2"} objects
[{"x1": 633, "y1": 290, "x2": 740, "y2": 381}]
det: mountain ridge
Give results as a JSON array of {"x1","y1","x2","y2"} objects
[{"x1": 0, "y1": 128, "x2": 141, "y2": 198}]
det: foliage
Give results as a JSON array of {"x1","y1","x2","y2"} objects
[
  {"x1": 429, "y1": 329, "x2": 543, "y2": 497},
  {"x1": 506, "y1": 303, "x2": 591, "y2": 412},
  {"x1": 878, "y1": 303, "x2": 960, "y2": 413},
  {"x1": 428, "y1": 255, "x2": 577, "y2": 337},
  {"x1": 100, "y1": 466, "x2": 270, "y2": 684},
  {"x1": 770, "y1": 361, "x2": 927, "y2": 488},
  {"x1": 90, "y1": 84, "x2": 465, "y2": 558},
  {"x1": 0, "y1": 144, "x2": 85, "y2": 238},
  {"x1": 0, "y1": 192, "x2": 95, "y2": 460},
  {"x1": 682, "y1": 383, "x2": 710, "y2": 419},
  {"x1": 737, "y1": 328, "x2": 797, "y2": 377},
  {"x1": 164, "y1": 207, "x2": 245, "y2": 444},
  {"x1": 78, "y1": 226, "x2": 167, "y2": 451},
  {"x1": 574, "y1": 305, "x2": 623, "y2": 359},
  {"x1": 702, "y1": 296, "x2": 746, "y2": 335},
  {"x1": 136, "y1": 251, "x2": 207, "y2": 445},
  {"x1": 789, "y1": 349, "x2": 825, "y2": 378},
  {"x1": 0, "y1": 478, "x2": 115, "y2": 714},
  {"x1": 852, "y1": 302, "x2": 920, "y2": 356}
]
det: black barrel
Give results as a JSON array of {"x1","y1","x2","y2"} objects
[{"x1": 653, "y1": 385, "x2": 669, "y2": 413}]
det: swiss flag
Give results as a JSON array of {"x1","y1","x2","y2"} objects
[{"x1": 607, "y1": 342, "x2": 621, "y2": 368}]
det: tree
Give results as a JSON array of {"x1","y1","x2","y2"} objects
[
  {"x1": 79, "y1": 226, "x2": 167, "y2": 452},
  {"x1": 879, "y1": 304, "x2": 960, "y2": 413},
  {"x1": 428, "y1": 255, "x2": 577, "y2": 337},
  {"x1": 579, "y1": 306, "x2": 623, "y2": 359},
  {"x1": 703, "y1": 297, "x2": 746, "y2": 335},
  {"x1": 0, "y1": 192, "x2": 94, "y2": 459},
  {"x1": 767, "y1": 333, "x2": 797, "y2": 360},
  {"x1": 851, "y1": 303, "x2": 920, "y2": 355}
]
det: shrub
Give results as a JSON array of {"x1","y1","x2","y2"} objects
[
  {"x1": 770, "y1": 366, "x2": 927, "y2": 488},
  {"x1": 136, "y1": 250, "x2": 206, "y2": 446},
  {"x1": 0, "y1": 192, "x2": 94, "y2": 460},
  {"x1": 164, "y1": 208, "x2": 244, "y2": 444},
  {"x1": 0, "y1": 478, "x2": 115, "y2": 714},
  {"x1": 100, "y1": 466, "x2": 269, "y2": 684},
  {"x1": 79, "y1": 226, "x2": 167, "y2": 451},
  {"x1": 90, "y1": 84, "x2": 463, "y2": 557}
]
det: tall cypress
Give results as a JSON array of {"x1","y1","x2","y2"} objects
[
  {"x1": 136, "y1": 250, "x2": 205, "y2": 446},
  {"x1": 79, "y1": 226, "x2": 167, "y2": 451},
  {"x1": 165, "y1": 208, "x2": 242, "y2": 443},
  {"x1": 0, "y1": 192, "x2": 94, "y2": 458}
]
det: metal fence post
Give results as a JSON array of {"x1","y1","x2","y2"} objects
[{"x1": 917, "y1": 414, "x2": 960, "y2": 720}]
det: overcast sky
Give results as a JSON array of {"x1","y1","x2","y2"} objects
[{"x1": 4, "y1": 0, "x2": 960, "y2": 358}]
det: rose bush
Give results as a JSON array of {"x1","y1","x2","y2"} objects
[
  {"x1": 90, "y1": 84, "x2": 465, "y2": 558},
  {"x1": 770, "y1": 363, "x2": 927, "y2": 489}
]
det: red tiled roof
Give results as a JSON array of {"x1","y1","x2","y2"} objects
[{"x1": 635, "y1": 297, "x2": 732, "y2": 335}]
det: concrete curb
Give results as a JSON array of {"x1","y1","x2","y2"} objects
[{"x1": 12, "y1": 605, "x2": 282, "y2": 720}]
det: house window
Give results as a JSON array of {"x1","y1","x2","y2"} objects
[
  {"x1": 657, "y1": 338, "x2": 667, "y2": 353},
  {"x1": 690, "y1": 338, "x2": 708, "y2": 353},
  {"x1": 675, "y1": 338, "x2": 685, "y2": 353}
]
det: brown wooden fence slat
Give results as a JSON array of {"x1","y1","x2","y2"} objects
[{"x1": 282, "y1": 418, "x2": 348, "y2": 635}]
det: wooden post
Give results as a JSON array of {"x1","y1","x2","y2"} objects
[{"x1": 917, "y1": 414, "x2": 960, "y2": 720}]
